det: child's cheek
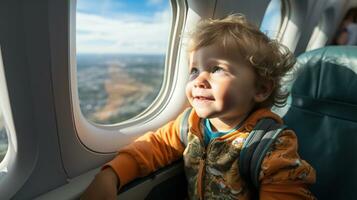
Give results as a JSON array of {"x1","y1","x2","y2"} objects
[{"x1": 185, "y1": 82, "x2": 193, "y2": 100}]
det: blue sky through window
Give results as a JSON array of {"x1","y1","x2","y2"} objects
[
  {"x1": 260, "y1": 0, "x2": 282, "y2": 39},
  {"x1": 76, "y1": 0, "x2": 171, "y2": 54}
]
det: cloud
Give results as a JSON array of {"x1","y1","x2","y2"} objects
[
  {"x1": 77, "y1": 0, "x2": 126, "y2": 15},
  {"x1": 76, "y1": 8, "x2": 171, "y2": 54},
  {"x1": 148, "y1": 0, "x2": 164, "y2": 6}
]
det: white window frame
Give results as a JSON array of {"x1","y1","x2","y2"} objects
[
  {"x1": 278, "y1": 0, "x2": 303, "y2": 52},
  {"x1": 306, "y1": 13, "x2": 329, "y2": 51},
  {"x1": 0, "y1": 47, "x2": 22, "y2": 199}
]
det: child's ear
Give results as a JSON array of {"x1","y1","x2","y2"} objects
[{"x1": 254, "y1": 81, "x2": 273, "y2": 103}]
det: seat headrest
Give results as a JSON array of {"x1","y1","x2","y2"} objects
[{"x1": 285, "y1": 46, "x2": 357, "y2": 122}]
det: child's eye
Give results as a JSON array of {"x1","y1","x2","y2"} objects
[
  {"x1": 190, "y1": 67, "x2": 199, "y2": 75},
  {"x1": 189, "y1": 67, "x2": 199, "y2": 80},
  {"x1": 211, "y1": 66, "x2": 224, "y2": 73}
]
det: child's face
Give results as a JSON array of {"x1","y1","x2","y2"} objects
[{"x1": 186, "y1": 44, "x2": 263, "y2": 120}]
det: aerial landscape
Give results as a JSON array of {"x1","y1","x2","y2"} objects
[{"x1": 77, "y1": 54, "x2": 165, "y2": 124}]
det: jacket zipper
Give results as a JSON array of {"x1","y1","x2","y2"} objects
[
  {"x1": 197, "y1": 151, "x2": 206, "y2": 200},
  {"x1": 193, "y1": 117, "x2": 248, "y2": 200},
  {"x1": 197, "y1": 138, "x2": 217, "y2": 200}
]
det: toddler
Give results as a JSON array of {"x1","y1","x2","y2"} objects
[{"x1": 82, "y1": 14, "x2": 316, "y2": 200}]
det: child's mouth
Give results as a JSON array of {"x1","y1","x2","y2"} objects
[
  {"x1": 193, "y1": 96, "x2": 215, "y2": 104},
  {"x1": 194, "y1": 96, "x2": 214, "y2": 100}
]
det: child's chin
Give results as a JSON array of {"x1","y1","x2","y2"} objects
[{"x1": 195, "y1": 110, "x2": 214, "y2": 119}]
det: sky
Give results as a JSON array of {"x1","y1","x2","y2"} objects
[
  {"x1": 76, "y1": 0, "x2": 171, "y2": 54},
  {"x1": 76, "y1": 0, "x2": 281, "y2": 54},
  {"x1": 260, "y1": 0, "x2": 282, "y2": 39}
]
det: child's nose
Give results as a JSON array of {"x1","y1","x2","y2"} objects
[{"x1": 193, "y1": 72, "x2": 210, "y2": 88}]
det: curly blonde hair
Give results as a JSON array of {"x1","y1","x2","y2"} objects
[{"x1": 187, "y1": 14, "x2": 295, "y2": 108}]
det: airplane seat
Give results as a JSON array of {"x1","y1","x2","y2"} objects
[{"x1": 273, "y1": 46, "x2": 357, "y2": 199}]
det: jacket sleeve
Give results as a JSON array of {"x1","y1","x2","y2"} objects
[
  {"x1": 104, "y1": 109, "x2": 188, "y2": 188},
  {"x1": 259, "y1": 130, "x2": 316, "y2": 200}
]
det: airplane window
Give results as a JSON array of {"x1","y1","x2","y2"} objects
[
  {"x1": 0, "y1": 111, "x2": 8, "y2": 163},
  {"x1": 76, "y1": 0, "x2": 172, "y2": 124},
  {"x1": 260, "y1": 0, "x2": 282, "y2": 39},
  {"x1": 0, "y1": 50, "x2": 9, "y2": 165}
]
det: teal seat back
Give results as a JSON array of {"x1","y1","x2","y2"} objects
[{"x1": 276, "y1": 46, "x2": 357, "y2": 199}]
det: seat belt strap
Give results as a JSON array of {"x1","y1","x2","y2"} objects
[
  {"x1": 179, "y1": 107, "x2": 192, "y2": 147},
  {"x1": 240, "y1": 118, "x2": 287, "y2": 188}
]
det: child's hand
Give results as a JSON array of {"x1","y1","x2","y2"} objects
[{"x1": 81, "y1": 167, "x2": 120, "y2": 200}]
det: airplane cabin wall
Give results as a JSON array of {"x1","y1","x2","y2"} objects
[
  {"x1": 0, "y1": 0, "x2": 68, "y2": 199},
  {"x1": 214, "y1": 0, "x2": 271, "y2": 26}
]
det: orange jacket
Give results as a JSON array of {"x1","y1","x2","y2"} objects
[{"x1": 106, "y1": 108, "x2": 316, "y2": 199}]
